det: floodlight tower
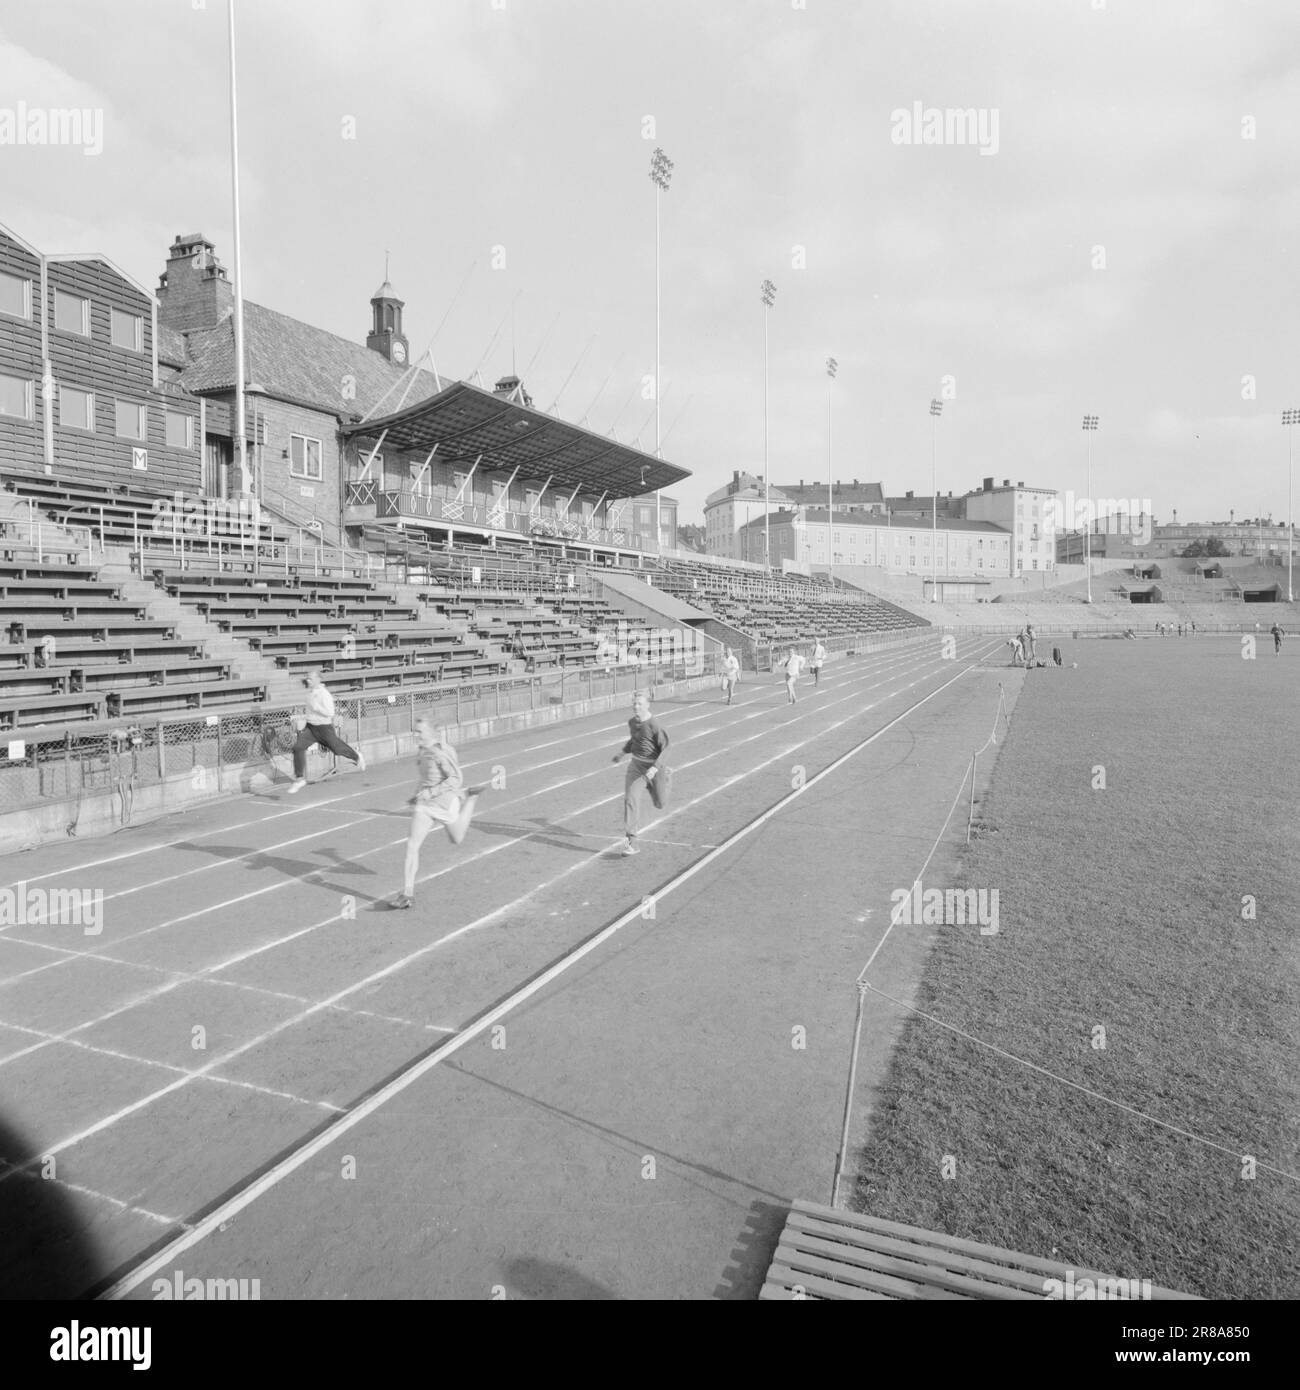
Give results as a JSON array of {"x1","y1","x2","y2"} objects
[
  {"x1": 929, "y1": 399, "x2": 943, "y2": 600},
  {"x1": 826, "y1": 357, "x2": 838, "y2": 584},
  {"x1": 649, "y1": 147, "x2": 674, "y2": 552},
  {"x1": 1082, "y1": 414, "x2": 1099, "y2": 602},
  {"x1": 1283, "y1": 408, "x2": 1298, "y2": 602},
  {"x1": 761, "y1": 279, "x2": 777, "y2": 570}
]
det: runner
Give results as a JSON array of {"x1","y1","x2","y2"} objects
[
  {"x1": 810, "y1": 637, "x2": 827, "y2": 687},
  {"x1": 784, "y1": 648, "x2": 805, "y2": 704},
  {"x1": 287, "y1": 669, "x2": 365, "y2": 793},
  {"x1": 612, "y1": 691, "x2": 669, "y2": 856},
  {"x1": 1271, "y1": 622, "x2": 1285, "y2": 655},
  {"x1": 721, "y1": 648, "x2": 741, "y2": 705},
  {"x1": 391, "y1": 719, "x2": 488, "y2": 908}
]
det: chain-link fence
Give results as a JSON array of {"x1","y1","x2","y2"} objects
[{"x1": 0, "y1": 654, "x2": 719, "y2": 818}]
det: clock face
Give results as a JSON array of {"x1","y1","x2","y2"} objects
[{"x1": 392, "y1": 341, "x2": 407, "y2": 363}]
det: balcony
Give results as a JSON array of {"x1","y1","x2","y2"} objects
[{"x1": 344, "y1": 484, "x2": 650, "y2": 552}]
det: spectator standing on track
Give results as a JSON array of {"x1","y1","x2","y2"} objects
[
  {"x1": 1008, "y1": 636, "x2": 1024, "y2": 666},
  {"x1": 392, "y1": 719, "x2": 488, "y2": 909},
  {"x1": 1023, "y1": 625, "x2": 1037, "y2": 663},
  {"x1": 287, "y1": 669, "x2": 366, "y2": 793},
  {"x1": 783, "y1": 649, "x2": 805, "y2": 704},
  {"x1": 1178, "y1": 622, "x2": 1183, "y2": 637},
  {"x1": 1271, "y1": 622, "x2": 1284, "y2": 655},
  {"x1": 613, "y1": 692, "x2": 669, "y2": 856},
  {"x1": 721, "y1": 648, "x2": 741, "y2": 705},
  {"x1": 810, "y1": 638, "x2": 827, "y2": 687}
]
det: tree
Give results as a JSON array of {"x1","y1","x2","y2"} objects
[
  {"x1": 1204, "y1": 537, "x2": 1231, "y2": 557},
  {"x1": 1180, "y1": 540, "x2": 1206, "y2": 558}
]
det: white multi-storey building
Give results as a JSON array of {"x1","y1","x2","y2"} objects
[
  {"x1": 962, "y1": 477, "x2": 1058, "y2": 574},
  {"x1": 738, "y1": 508, "x2": 1013, "y2": 576}
]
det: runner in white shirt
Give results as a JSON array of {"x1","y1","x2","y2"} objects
[
  {"x1": 810, "y1": 639, "x2": 827, "y2": 687},
  {"x1": 721, "y1": 649, "x2": 741, "y2": 705},
  {"x1": 783, "y1": 650, "x2": 805, "y2": 705},
  {"x1": 287, "y1": 669, "x2": 366, "y2": 793}
]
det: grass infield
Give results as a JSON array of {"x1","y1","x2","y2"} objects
[{"x1": 850, "y1": 635, "x2": 1298, "y2": 1299}]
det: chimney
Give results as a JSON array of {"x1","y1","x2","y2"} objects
[
  {"x1": 157, "y1": 233, "x2": 234, "y2": 333},
  {"x1": 1017, "y1": 480, "x2": 1024, "y2": 487},
  {"x1": 1002, "y1": 478, "x2": 1010, "y2": 487},
  {"x1": 983, "y1": 477, "x2": 993, "y2": 492},
  {"x1": 905, "y1": 490, "x2": 913, "y2": 499}
]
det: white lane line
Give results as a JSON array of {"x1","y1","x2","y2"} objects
[
  {"x1": 0, "y1": 680, "x2": 745, "y2": 889},
  {"x1": 97, "y1": 641, "x2": 999, "y2": 1298},
  {"x1": 0, "y1": 1162, "x2": 179, "y2": 1227},
  {"x1": 0, "y1": 643, "x2": 945, "y2": 983},
  {"x1": 3, "y1": 642, "x2": 999, "y2": 1183}
]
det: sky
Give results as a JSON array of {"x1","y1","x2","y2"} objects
[{"x1": 3, "y1": 0, "x2": 1298, "y2": 528}]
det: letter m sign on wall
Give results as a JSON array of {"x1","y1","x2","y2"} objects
[{"x1": 132, "y1": 447, "x2": 148, "y2": 471}]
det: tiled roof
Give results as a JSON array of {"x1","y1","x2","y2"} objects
[
  {"x1": 777, "y1": 481, "x2": 884, "y2": 504},
  {"x1": 177, "y1": 301, "x2": 444, "y2": 420},
  {"x1": 156, "y1": 324, "x2": 189, "y2": 369},
  {"x1": 740, "y1": 509, "x2": 1010, "y2": 534}
]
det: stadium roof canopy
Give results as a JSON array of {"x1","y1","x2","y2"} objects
[{"x1": 342, "y1": 380, "x2": 690, "y2": 500}]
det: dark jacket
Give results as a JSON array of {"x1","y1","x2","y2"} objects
[{"x1": 623, "y1": 716, "x2": 669, "y2": 767}]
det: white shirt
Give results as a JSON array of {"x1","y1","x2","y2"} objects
[
  {"x1": 723, "y1": 656, "x2": 740, "y2": 678},
  {"x1": 786, "y1": 654, "x2": 804, "y2": 677},
  {"x1": 306, "y1": 684, "x2": 335, "y2": 723},
  {"x1": 812, "y1": 644, "x2": 826, "y2": 665}
]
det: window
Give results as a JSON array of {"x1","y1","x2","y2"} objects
[
  {"x1": 1032, "y1": 559, "x2": 1039, "y2": 570},
  {"x1": 114, "y1": 400, "x2": 147, "y2": 439},
  {"x1": 0, "y1": 271, "x2": 30, "y2": 320},
  {"x1": 110, "y1": 308, "x2": 143, "y2": 351},
  {"x1": 0, "y1": 372, "x2": 34, "y2": 419},
  {"x1": 165, "y1": 410, "x2": 193, "y2": 449},
  {"x1": 59, "y1": 385, "x2": 95, "y2": 430},
  {"x1": 290, "y1": 434, "x2": 323, "y2": 480},
  {"x1": 54, "y1": 290, "x2": 90, "y2": 336}
]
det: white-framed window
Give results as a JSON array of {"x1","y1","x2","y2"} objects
[
  {"x1": 114, "y1": 399, "x2": 147, "y2": 440},
  {"x1": 58, "y1": 384, "x2": 95, "y2": 430},
  {"x1": 54, "y1": 289, "x2": 90, "y2": 336},
  {"x1": 165, "y1": 410, "x2": 194, "y2": 449},
  {"x1": 0, "y1": 271, "x2": 31, "y2": 321},
  {"x1": 290, "y1": 433, "x2": 323, "y2": 480},
  {"x1": 0, "y1": 372, "x2": 34, "y2": 420},
  {"x1": 110, "y1": 307, "x2": 143, "y2": 352}
]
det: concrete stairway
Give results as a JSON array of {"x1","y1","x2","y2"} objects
[{"x1": 94, "y1": 548, "x2": 303, "y2": 705}]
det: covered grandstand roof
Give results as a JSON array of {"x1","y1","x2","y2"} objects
[{"x1": 342, "y1": 379, "x2": 690, "y2": 499}]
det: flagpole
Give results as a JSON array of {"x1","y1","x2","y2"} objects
[{"x1": 228, "y1": 0, "x2": 250, "y2": 496}]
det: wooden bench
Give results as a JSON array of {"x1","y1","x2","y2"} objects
[
  {"x1": 105, "y1": 679, "x2": 266, "y2": 718},
  {"x1": 7, "y1": 620, "x2": 177, "y2": 644},
  {"x1": 70, "y1": 659, "x2": 230, "y2": 692},
  {"x1": 0, "y1": 690, "x2": 105, "y2": 728},
  {"x1": 760, "y1": 1201, "x2": 1203, "y2": 1301},
  {"x1": 0, "y1": 668, "x2": 69, "y2": 696}
]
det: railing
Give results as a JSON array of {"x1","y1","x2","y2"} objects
[
  {"x1": 347, "y1": 486, "x2": 650, "y2": 552},
  {"x1": 0, "y1": 654, "x2": 719, "y2": 821}
]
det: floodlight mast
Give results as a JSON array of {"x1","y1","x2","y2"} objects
[
  {"x1": 761, "y1": 280, "x2": 777, "y2": 570},
  {"x1": 1082, "y1": 415, "x2": 1099, "y2": 602},
  {"x1": 827, "y1": 357, "x2": 838, "y2": 584},
  {"x1": 930, "y1": 399, "x2": 943, "y2": 600},
  {"x1": 1283, "y1": 409, "x2": 1299, "y2": 603},
  {"x1": 649, "y1": 148, "x2": 674, "y2": 554}
]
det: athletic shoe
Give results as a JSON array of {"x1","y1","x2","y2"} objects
[
  {"x1": 287, "y1": 779, "x2": 306, "y2": 794},
  {"x1": 464, "y1": 784, "x2": 490, "y2": 798},
  {"x1": 621, "y1": 839, "x2": 639, "y2": 856},
  {"x1": 356, "y1": 754, "x2": 367, "y2": 772},
  {"x1": 391, "y1": 893, "x2": 414, "y2": 909}
]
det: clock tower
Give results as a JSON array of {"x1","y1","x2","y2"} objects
[{"x1": 366, "y1": 265, "x2": 409, "y2": 365}]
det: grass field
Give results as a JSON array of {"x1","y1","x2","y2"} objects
[{"x1": 850, "y1": 634, "x2": 1299, "y2": 1299}]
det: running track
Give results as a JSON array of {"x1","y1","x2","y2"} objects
[{"x1": 0, "y1": 633, "x2": 1013, "y2": 1299}]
